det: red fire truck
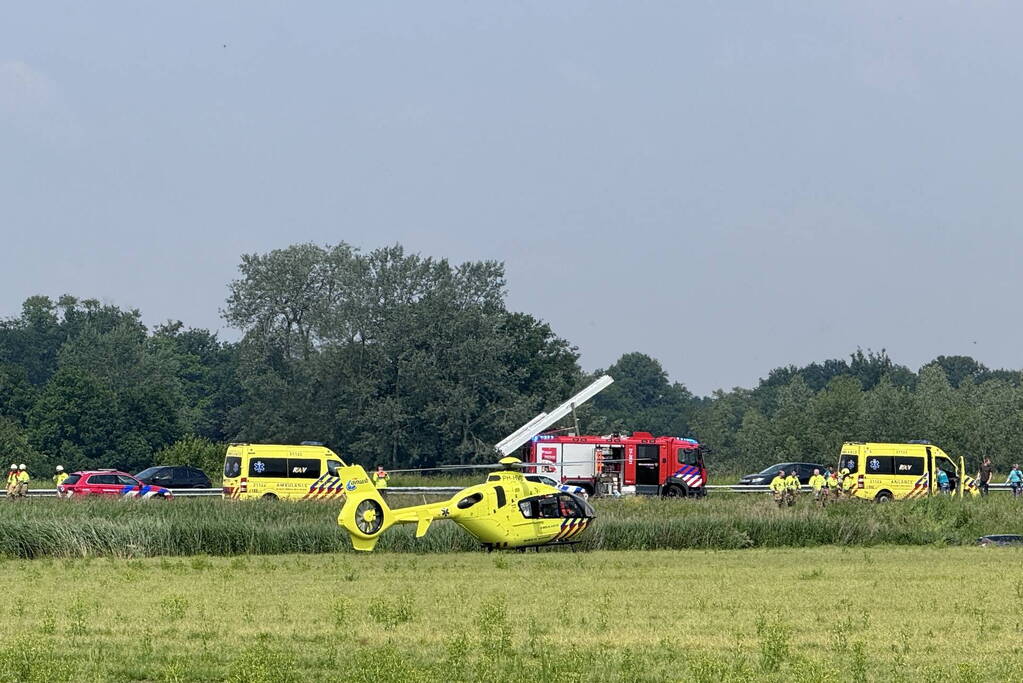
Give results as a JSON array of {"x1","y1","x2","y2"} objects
[{"x1": 522, "y1": 432, "x2": 707, "y2": 498}]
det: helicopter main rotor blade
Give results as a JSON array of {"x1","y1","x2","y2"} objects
[
  {"x1": 517, "y1": 459, "x2": 630, "y2": 466},
  {"x1": 384, "y1": 464, "x2": 502, "y2": 474},
  {"x1": 383, "y1": 458, "x2": 632, "y2": 475}
]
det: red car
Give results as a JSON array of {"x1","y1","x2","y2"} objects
[{"x1": 57, "y1": 470, "x2": 174, "y2": 500}]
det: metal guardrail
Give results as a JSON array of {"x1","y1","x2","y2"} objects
[
  {"x1": 707, "y1": 483, "x2": 1016, "y2": 493},
  {"x1": 0, "y1": 485, "x2": 465, "y2": 499}
]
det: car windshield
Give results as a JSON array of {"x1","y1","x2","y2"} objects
[{"x1": 135, "y1": 467, "x2": 161, "y2": 479}]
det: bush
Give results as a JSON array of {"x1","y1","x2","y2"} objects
[{"x1": 154, "y1": 435, "x2": 225, "y2": 482}]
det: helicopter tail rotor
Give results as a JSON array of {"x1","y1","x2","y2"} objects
[{"x1": 336, "y1": 465, "x2": 395, "y2": 551}]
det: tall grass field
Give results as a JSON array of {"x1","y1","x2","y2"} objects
[
  {"x1": 1, "y1": 547, "x2": 1021, "y2": 681},
  {"x1": 2, "y1": 493, "x2": 1023, "y2": 558}
]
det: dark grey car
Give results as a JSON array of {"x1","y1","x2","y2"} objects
[
  {"x1": 135, "y1": 465, "x2": 212, "y2": 489},
  {"x1": 738, "y1": 462, "x2": 826, "y2": 486}
]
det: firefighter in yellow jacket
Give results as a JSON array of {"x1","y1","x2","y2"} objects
[
  {"x1": 840, "y1": 468, "x2": 855, "y2": 498},
  {"x1": 14, "y1": 464, "x2": 29, "y2": 499},
  {"x1": 808, "y1": 469, "x2": 827, "y2": 506},
  {"x1": 769, "y1": 469, "x2": 788, "y2": 508},
  {"x1": 825, "y1": 470, "x2": 840, "y2": 500},
  {"x1": 5, "y1": 464, "x2": 17, "y2": 498},
  {"x1": 373, "y1": 465, "x2": 389, "y2": 489},
  {"x1": 784, "y1": 470, "x2": 800, "y2": 506},
  {"x1": 53, "y1": 465, "x2": 68, "y2": 487}
]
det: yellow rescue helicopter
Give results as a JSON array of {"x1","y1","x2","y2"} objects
[{"x1": 336, "y1": 456, "x2": 596, "y2": 551}]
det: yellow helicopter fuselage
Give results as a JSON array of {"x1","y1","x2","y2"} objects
[{"x1": 336, "y1": 464, "x2": 595, "y2": 551}]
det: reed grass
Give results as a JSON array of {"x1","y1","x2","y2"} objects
[{"x1": 1, "y1": 492, "x2": 1021, "y2": 559}]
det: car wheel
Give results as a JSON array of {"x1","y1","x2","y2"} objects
[
  {"x1": 875, "y1": 490, "x2": 894, "y2": 503},
  {"x1": 261, "y1": 493, "x2": 278, "y2": 501}
]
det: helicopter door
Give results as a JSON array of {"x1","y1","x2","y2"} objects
[{"x1": 635, "y1": 444, "x2": 661, "y2": 494}]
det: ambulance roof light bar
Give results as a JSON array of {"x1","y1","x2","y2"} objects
[{"x1": 494, "y1": 375, "x2": 614, "y2": 456}]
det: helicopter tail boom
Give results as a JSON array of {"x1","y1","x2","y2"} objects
[{"x1": 336, "y1": 465, "x2": 455, "y2": 551}]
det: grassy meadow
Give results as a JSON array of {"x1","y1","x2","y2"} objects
[
  {"x1": 2, "y1": 547, "x2": 1023, "y2": 681},
  {"x1": 4, "y1": 493, "x2": 1023, "y2": 558}
]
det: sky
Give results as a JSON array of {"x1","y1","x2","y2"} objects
[{"x1": 2, "y1": 1, "x2": 1022, "y2": 396}]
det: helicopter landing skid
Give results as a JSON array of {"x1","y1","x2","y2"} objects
[{"x1": 483, "y1": 540, "x2": 583, "y2": 553}]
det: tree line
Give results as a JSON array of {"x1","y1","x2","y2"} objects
[{"x1": 1, "y1": 242, "x2": 1019, "y2": 476}]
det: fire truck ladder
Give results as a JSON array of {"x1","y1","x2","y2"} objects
[{"x1": 494, "y1": 375, "x2": 614, "y2": 456}]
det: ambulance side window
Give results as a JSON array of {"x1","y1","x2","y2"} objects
[
  {"x1": 840, "y1": 455, "x2": 859, "y2": 472},
  {"x1": 287, "y1": 458, "x2": 321, "y2": 479},
  {"x1": 249, "y1": 458, "x2": 287, "y2": 478},
  {"x1": 894, "y1": 457, "x2": 923, "y2": 476},
  {"x1": 865, "y1": 456, "x2": 894, "y2": 475}
]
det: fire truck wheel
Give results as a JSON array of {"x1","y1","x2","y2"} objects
[{"x1": 663, "y1": 484, "x2": 687, "y2": 498}]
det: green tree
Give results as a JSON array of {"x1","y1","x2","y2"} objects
[
  {"x1": 0, "y1": 417, "x2": 47, "y2": 476},
  {"x1": 27, "y1": 367, "x2": 124, "y2": 470},
  {"x1": 861, "y1": 377, "x2": 920, "y2": 443},
  {"x1": 224, "y1": 243, "x2": 583, "y2": 468},
  {"x1": 690, "y1": 388, "x2": 755, "y2": 471},
  {"x1": 589, "y1": 353, "x2": 694, "y2": 437},
  {"x1": 155, "y1": 435, "x2": 226, "y2": 481},
  {"x1": 808, "y1": 376, "x2": 865, "y2": 458}
]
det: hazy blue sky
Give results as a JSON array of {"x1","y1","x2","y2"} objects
[{"x1": 3, "y1": 2, "x2": 1022, "y2": 395}]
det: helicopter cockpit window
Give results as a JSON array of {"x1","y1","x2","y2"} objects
[
  {"x1": 557, "y1": 494, "x2": 584, "y2": 518},
  {"x1": 457, "y1": 493, "x2": 484, "y2": 510},
  {"x1": 519, "y1": 493, "x2": 595, "y2": 519},
  {"x1": 538, "y1": 495, "x2": 561, "y2": 519},
  {"x1": 518, "y1": 499, "x2": 538, "y2": 518}
]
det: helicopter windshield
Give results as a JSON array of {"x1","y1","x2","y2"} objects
[{"x1": 518, "y1": 493, "x2": 595, "y2": 519}]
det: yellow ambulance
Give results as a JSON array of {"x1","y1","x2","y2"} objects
[
  {"x1": 837, "y1": 441, "x2": 977, "y2": 502},
  {"x1": 222, "y1": 443, "x2": 347, "y2": 501}
]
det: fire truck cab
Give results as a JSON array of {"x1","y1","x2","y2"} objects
[{"x1": 523, "y1": 432, "x2": 707, "y2": 497}]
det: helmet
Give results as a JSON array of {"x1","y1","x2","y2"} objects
[
  {"x1": 8, "y1": 464, "x2": 15, "y2": 470},
  {"x1": 56, "y1": 465, "x2": 64, "y2": 472},
  {"x1": 840, "y1": 468, "x2": 850, "y2": 475},
  {"x1": 18, "y1": 464, "x2": 26, "y2": 470}
]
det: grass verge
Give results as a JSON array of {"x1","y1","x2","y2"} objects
[{"x1": 1, "y1": 547, "x2": 1021, "y2": 681}]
